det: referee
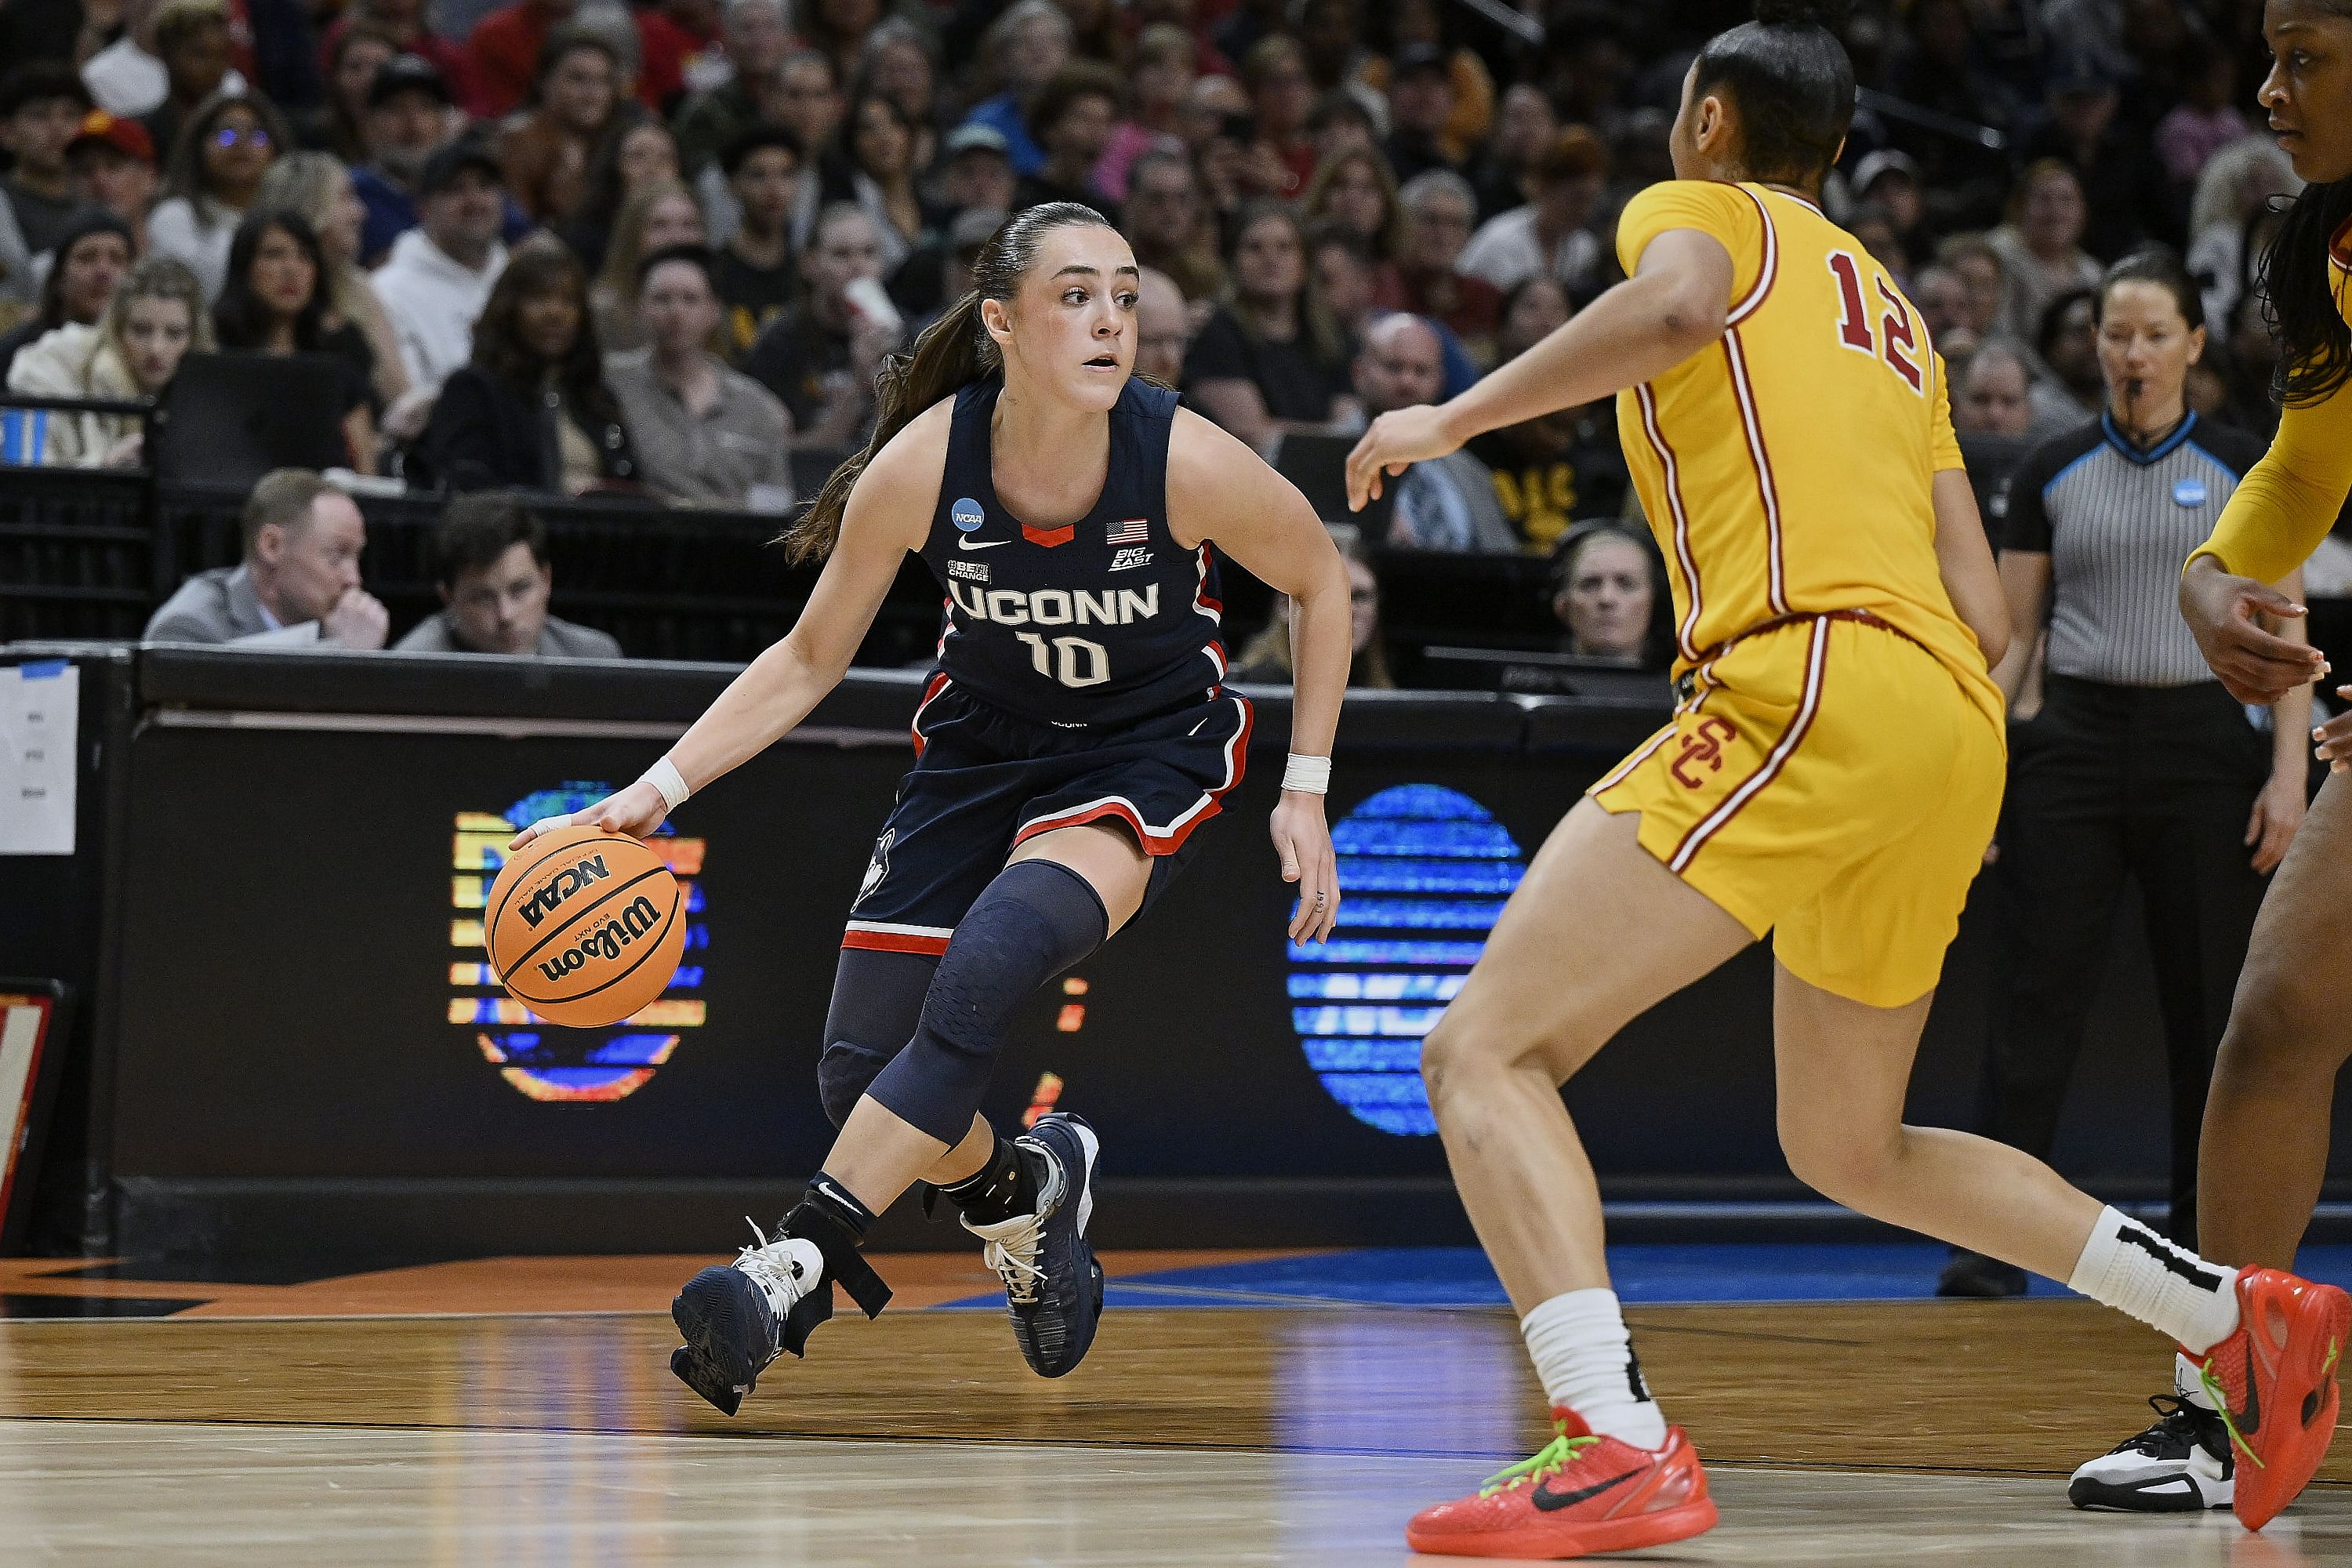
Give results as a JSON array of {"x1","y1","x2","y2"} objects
[{"x1": 1939, "y1": 252, "x2": 2314, "y2": 1298}]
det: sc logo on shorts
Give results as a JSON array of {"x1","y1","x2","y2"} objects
[{"x1": 1671, "y1": 717, "x2": 1739, "y2": 789}]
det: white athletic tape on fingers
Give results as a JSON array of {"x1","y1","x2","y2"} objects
[{"x1": 528, "y1": 815, "x2": 574, "y2": 840}]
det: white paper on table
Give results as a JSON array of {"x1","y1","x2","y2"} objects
[{"x1": 0, "y1": 662, "x2": 78, "y2": 855}]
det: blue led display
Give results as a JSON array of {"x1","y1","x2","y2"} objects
[{"x1": 1290, "y1": 784, "x2": 1525, "y2": 1135}]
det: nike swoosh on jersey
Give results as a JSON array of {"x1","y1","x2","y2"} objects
[
  {"x1": 1530, "y1": 1466, "x2": 1642, "y2": 1512},
  {"x1": 956, "y1": 537, "x2": 1007, "y2": 551}
]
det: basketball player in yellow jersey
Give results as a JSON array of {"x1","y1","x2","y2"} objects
[{"x1": 1346, "y1": 2, "x2": 2348, "y2": 1556}]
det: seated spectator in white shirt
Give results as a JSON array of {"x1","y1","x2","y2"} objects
[
  {"x1": 606, "y1": 243, "x2": 793, "y2": 510},
  {"x1": 1354, "y1": 312, "x2": 1515, "y2": 553},
  {"x1": 394, "y1": 492, "x2": 622, "y2": 657},
  {"x1": 372, "y1": 137, "x2": 510, "y2": 401},
  {"x1": 1457, "y1": 126, "x2": 1609, "y2": 300},
  {"x1": 144, "y1": 468, "x2": 391, "y2": 648}
]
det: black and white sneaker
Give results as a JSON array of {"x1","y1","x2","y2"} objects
[
  {"x1": 670, "y1": 1220, "x2": 822, "y2": 1416},
  {"x1": 963, "y1": 1112, "x2": 1104, "y2": 1378},
  {"x1": 2067, "y1": 1395, "x2": 2234, "y2": 1511}
]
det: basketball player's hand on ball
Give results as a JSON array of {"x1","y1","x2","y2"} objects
[
  {"x1": 1345, "y1": 404, "x2": 1463, "y2": 511},
  {"x1": 507, "y1": 779, "x2": 671, "y2": 851},
  {"x1": 2180, "y1": 558, "x2": 2325, "y2": 706},
  {"x1": 1273, "y1": 793, "x2": 1340, "y2": 943}
]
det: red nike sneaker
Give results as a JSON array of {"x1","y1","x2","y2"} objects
[
  {"x1": 1405, "y1": 1409, "x2": 1719, "y2": 1559},
  {"x1": 2198, "y1": 1268, "x2": 2352, "y2": 1530}
]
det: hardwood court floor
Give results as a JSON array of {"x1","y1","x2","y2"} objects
[{"x1": 3, "y1": 1292, "x2": 2350, "y2": 1562}]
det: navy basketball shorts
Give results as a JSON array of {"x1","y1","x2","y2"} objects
[{"x1": 841, "y1": 677, "x2": 1255, "y2": 956}]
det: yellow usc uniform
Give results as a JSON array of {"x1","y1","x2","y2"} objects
[{"x1": 1588, "y1": 180, "x2": 2006, "y2": 1007}]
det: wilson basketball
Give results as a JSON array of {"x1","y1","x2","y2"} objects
[{"x1": 485, "y1": 824, "x2": 685, "y2": 1029}]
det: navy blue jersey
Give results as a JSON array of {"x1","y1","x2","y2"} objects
[{"x1": 916, "y1": 376, "x2": 1228, "y2": 728}]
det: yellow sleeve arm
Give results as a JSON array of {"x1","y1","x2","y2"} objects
[
  {"x1": 1613, "y1": 180, "x2": 1766, "y2": 303},
  {"x1": 1929, "y1": 354, "x2": 1964, "y2": 473},
  {"x1": 2188, "y1": 385, "x2": 2352, "y2": 581}
]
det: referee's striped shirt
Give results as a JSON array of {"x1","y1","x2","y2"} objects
[{"x1": 1994, "y1": 411, "x2": 2270, "y2": 688}]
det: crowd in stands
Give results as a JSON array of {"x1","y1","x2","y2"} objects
[{"x1": 0, "y1": 0, "x2": 2331, "y2": 668}]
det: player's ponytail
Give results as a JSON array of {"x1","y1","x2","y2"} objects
[
  {"x1": 783, "y1": 201, "x2": 1116, "y2": 563},
  {"x1": 1690, "y1": 0, "x2": 1855, "y2": 190},
  {"x1": 2260, "y1": 176, "x2": 2352, "y2": 407}
]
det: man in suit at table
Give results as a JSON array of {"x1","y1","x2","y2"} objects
[{"x1": 143, "y1": 469, "x2": 391, "y2": 649}]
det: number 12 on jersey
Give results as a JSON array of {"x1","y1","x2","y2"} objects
[{"x1": 1827, "y1": 250, "x2": 1926, "y2": 396}]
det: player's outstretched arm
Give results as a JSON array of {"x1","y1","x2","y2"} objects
[
  {"x1": 1171, "y1": 408, "x2": 1349, "y2": 942},
  {"x1": 1344, "y1": 228, "x2": 1734, "y2": 511},
  {"x1": 513, "y1": 406, "x2": 941, "y2": 848}
]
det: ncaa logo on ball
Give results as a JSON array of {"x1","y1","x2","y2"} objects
[{"x1": 952, "y1": 498, "x2": 986, "y2": 531}]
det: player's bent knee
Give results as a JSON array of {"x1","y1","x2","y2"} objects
[
  {"x1": 1778, "y1": 1120, "x2": 1896, "y2": 1209},
  {"x1": 2216, "y1": 964, "x2": 2350, "y2": 1082},
  {"x1": 817, "y1": 1040, "x2": 893, "y2": 1128}
]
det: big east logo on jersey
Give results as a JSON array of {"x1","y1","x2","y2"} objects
[{"x1": 946, "y1": 582, "x2": 1160, "y2": 626}]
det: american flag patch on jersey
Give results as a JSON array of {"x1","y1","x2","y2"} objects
[{"x1": 1106, "y1": 518, "x2": 1149, "y2": 546}]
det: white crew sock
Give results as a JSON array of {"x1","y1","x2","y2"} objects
[
  {"x1": 2067, "y1": 1207, "x2": 2241, "y2": 1355},
  {"x1": 1521, "y1": 1288, "x2": 1668, "y2": 1450}
]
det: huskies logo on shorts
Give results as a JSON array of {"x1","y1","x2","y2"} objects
[
  {"x1": 857, "y1": 829, "x2": 895, "y2": 907},
  {"x1": 951, "y1": 498, "x2": 985, "y2": 532}
]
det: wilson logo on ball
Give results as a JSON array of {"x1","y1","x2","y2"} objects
[
  {"x1": 518, "y1": 854, "x2": 613, "y2": 927},
  {"x1": 535, "y1": 894, "x2": 665, "y2": 981}
]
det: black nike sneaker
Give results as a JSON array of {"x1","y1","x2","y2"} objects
[
  {"x1": 962, "y1": 1111, "x2": 1104, "y2": 1378},
  {"x1": 2067, "y1": 1394, "x2": 2233, "y2": 1511},
  {"x1": 669, "y1": 1220, "x2": 822, "y2": 1416}
]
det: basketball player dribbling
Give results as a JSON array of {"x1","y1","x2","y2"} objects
[
  {"x1": 1345, "y1": 2, "x2": 2349, "y2": 1556},
  {"x1": 2065, "y1": 0, "x2": 2352, "y2": 1515},
  {"x1": 514, "y1": 204, "x2": 1353, "y2": 1406}
]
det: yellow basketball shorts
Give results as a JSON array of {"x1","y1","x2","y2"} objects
[{"x1": 1589, "y1": 612, "x2": 2005, "y2": 1008}]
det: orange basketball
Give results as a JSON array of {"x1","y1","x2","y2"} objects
[{"x1": 485, "y1": 823, "x2": 686, "y2": 1029}]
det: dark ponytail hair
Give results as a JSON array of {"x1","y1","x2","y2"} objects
[
  {"x1": 784, "y1": 201, "x2": 1115, "y2": 563},
  {"x1": 1690, "y1": 0, "x2": 1855, "y2": 188},
  {"x1": 2259, "y1": 178, "x2": 2352, "y2": 406},
  {"x1": 2096, "y1": 247, "x2": 2205, "y2": 331}
]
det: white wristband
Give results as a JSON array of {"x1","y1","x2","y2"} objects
[
  {"x1": 641, "y1": 756, "x2": 691, "y2": 811},
  {"x1": 1282, "y1": 753, "x2": 1331, "y2": 795}
]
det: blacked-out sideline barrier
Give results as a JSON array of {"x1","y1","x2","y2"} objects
[
  {"x1": 1, "y1": 466, "x2": 1593, "y2": 681},
  {"x1": 5, "y1": 642, "x2": 2348, "y2": 1264}
]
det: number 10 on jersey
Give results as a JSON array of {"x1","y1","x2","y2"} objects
[{"x1": 1017, "y1": 631, "x2": 1112, "y2": 688}]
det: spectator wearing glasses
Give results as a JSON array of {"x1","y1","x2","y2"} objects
[
  {"x1": 605, "y1": 244, "x2": 793, "y2": 509},
  {"x1": 1232, "y1": 535, "x2": 1393, "y2": 688},
  {"x1": 395, "y1": 491, "x2": 621, "y2": 656},
  {"x1": 1381, "y1": 168, "x2": 1501, "y2": 365},
  {"x1": 143, "y1": 468, "x2": 390, "y2": 649},
  {"x1": 148, "y1": 87, "x2": 288, "y2": 301},
  {"x1": 1132, "y1": 264, "x2": 1190, "y2": 388}
]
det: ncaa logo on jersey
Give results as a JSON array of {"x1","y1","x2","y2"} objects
[
  {"x1": 952, "y1": 498, "x2": 986, "y2": 531},
  {"x1": 2173, "y1": 477, "x2": 2208, "y2": 507}
]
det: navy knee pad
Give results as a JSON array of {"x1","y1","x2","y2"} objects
[
  {"x1": 816, "y1": 947, "x2": 936, "y2": 1128},
  {"x1": 866, "y1": 858, "x2": 1109, "y2": 1143}
]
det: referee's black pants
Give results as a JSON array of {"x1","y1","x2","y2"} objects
[{"x1": 1981, "y1": 673, "x2": 2276, "y2": 1248}]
